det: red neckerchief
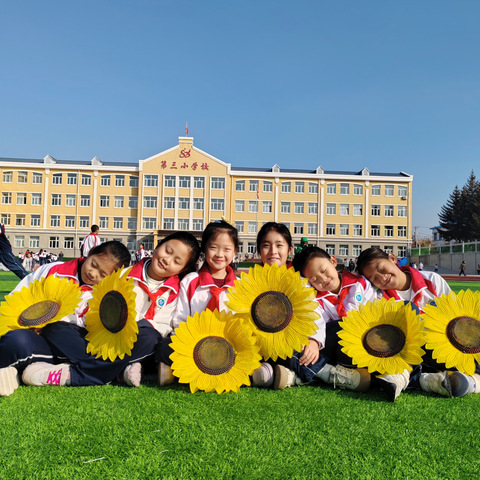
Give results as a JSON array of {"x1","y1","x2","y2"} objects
[
  {"x1": 47, "y1": 258, "x2": 91, "y2": 292},
  {"x1": 197, "y1": 264, "x2": 237, "y2": 312},
  {"x1": 382, "y1": 266, "x2": 437, "y2": 308}
]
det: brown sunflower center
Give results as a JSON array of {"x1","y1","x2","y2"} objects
[
  {"x1": 18, "y1": 300, "x2": 61, "y2": 327},
  {"x1": 251, "y1": 291, "x2": 293, "y2": 333},
  {"x1": 362, "y1": 324, "x2": 406, "y2": 358},
  {"x1": 446, "y1": 316, "x2": 480, "y2": 354},
  {"x1": 99, "y1": 290, "x2": 129, "y2": 333},
  {"x1": 193, "y1": 336, "x2": 236, "y2": 375}
]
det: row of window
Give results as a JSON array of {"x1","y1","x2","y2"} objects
[{"x1": 325, "y1": 224, "x2": 407, "y2": 237}]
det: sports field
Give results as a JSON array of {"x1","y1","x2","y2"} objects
[{"x1": 1, "y1": 272, "x2": 479, "y2": 479}]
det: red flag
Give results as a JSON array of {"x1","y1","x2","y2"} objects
[
  {"x1": 256, "y1": 186, "x2": 259, "y2": 199},
  {"x1": 186, "y1": 123, "x2": 189, "y2": 135}
]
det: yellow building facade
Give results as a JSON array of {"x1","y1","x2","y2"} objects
[{"x1": 0, "y1": 136, "x2": 412, "y2": 258}]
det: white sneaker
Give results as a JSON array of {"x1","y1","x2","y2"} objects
[
  {"x1": 449, "y1": 372, "x2": 480, "y2": 397},
  {"x1": 251, "y1": 363, "x2": 274, "y2": 388},
  {"x1": 419, "y1": 371, "x2": 452, "y2": 397},
  {"x1": 158, "y1": 362, "x2": 174, "y2": 387},
  {"x1": 123, "y1": 362, "x2": 142, "y2": 387},
  {"x1": 273, "y1": 365, "x2": 299, "y2": 390},
  {"x1": 316, "y1": 364, "x2": 370, "y2": 392},
  {"x1": 0, "y1": 367, "x2": 20, "y2": 397},
  {"x1": 22, "y1": 362, "x2": 71, "y2": 387},
  {"x1": 377, "y1": 369, "x2": 410, "y2": 402}
]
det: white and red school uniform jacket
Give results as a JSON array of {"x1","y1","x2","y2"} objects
[
  {"x1": 381, "y1": 266, "x2": 450, "y2": 313},
  {"x1": 81, "y1": 232, "x2": 100, "y2": 257},
  {"x1": 13, "y1": 258, "x2": 93, "y2": 328},
  {"x1": 126, "y1": 258, "x2": 181, "y2": 337},
  {"x1": 173, "y1": 264, "x2": 237, "y2": 330}
]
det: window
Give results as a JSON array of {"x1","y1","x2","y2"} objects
[
  {"x1": 66, "y1": 195, "x2": 76, "y2": 207},
  {"x1": 164, "y1": 176, "x2": 175, "y2": 188},
  {"x1": 385, "y1": 185, "x2": 394, "y2": 196},
  {"x1": 2, "y1": 171, "x2": 12, "y2": 183},
  {"x1": 32, "y1": 172, "x2": 42, "y2": 184},
  {"x1": 179, "y1": 176, "x2": 190, "y2": 188},
  {"x1": 249, "y1": 201, "x2": 258, "y2": 213},
  {"x1": 18, "y1": 171, "x2": 28, "y2": 183},
  {"x1": 371, "y1": 185, "x2": 381, "y2": 196},
  {"x1": 30, "y1": 236, "x2": 40, "y2": 249},
  {"x1": 193, "y1": 219, "x2": 204, "y2": 231},
  {"x1": 193, "y1": 198, "x2": 204, "y2": 210},
  {"x1": 14, "y1": 236, "x2": 25, "y2": 248},
  {"x1": 294, "y1": 202, "x2": 304, "y2": 214},
  {"x1": 308, "y1": 203, "x2": 318, "y2": 214},
  {"x1": 49, "y1": 236, "x2": 59, "y2": 249},
  {"x1": 115, "y1": 175, "x2": 125, "y2": 187},
  {"x1": 233, "y1": 180, "x2": 245, "y2": 192},
  {"x1": 340, "y1": 224, "x2": 349, "y2": 236},
  {"x1": 263, "y1": 181, "x2": 273, "y2": 193},
  {"x1": 235, "y1": 200, "x2": 245, "y2": 212},
  {"x1": 249, "y1": 180, "x2": 259, "y2": 193},
  {"x1": 101, "y1": 175, "x2": 110, "y2": 187},
  {"x1": 353, "y1": 204, "x2": 363, "y2": 216},
  {"x1": 371, "y1": 225, "x2": 380, "y2": 237},
  {"x1": 178, "y1": 219, "x2": 189, "y2": 230},
  {"x1": 162, "y1": 218, "x2": 173, "y2": 230},
  {"x1": 384, "y1": 246, "x2": 394, "y2": 254},
  {"x1": 327, "y1": 183, "x2": 336, "y2": 194},
  {"x1": 353, "y1": 245, "x2": 362, "y2": 257},
  {"x1": 128, "y1": 218, "x2": 137, "y2": 230},
  {"x1": 16, "y1": 193, "x2": 27, "y2": 205},
  {"x1": 194, "y1": 177, "x2": 204, "y2": 189},
  {"x1": 100, "y1": 196, "x2": 109, "y2": 208},
  {"x1": 353, "y1": 184, "x2": 363, "y2": 195},
  {"x1": 248, "y1": 222, "x2": 257, "y2": 234},
  {"x1": 295, "y1": 182, "x2": 304, "y2": 194},
  {"x1": 385, "y1": 205, "x2": 394, "y2": 217},
  {"x1": 50, "y1": 215, "x2": 60, "y2": 228},
  {"x1": 340, "y1": 204, "x2": 349, "y2": 216},
  {"x1": 30, "y1": 215, "x2": 40, "y2": 227},
  {"x1": 144, "y1": 175, "x2": 158, "y2": 187},
  {"x1": 339, "y1": 245, "x2": 349, "y2": 256},
  {"x1": 340, "y1": 183, "x2": 349, "y2": 195},
  {"x1": 52, "y1": 173, "x2": 62, "y2": 185},
  {"x1": 2, "y1": 192, "x2": 12, "y2": 205},
  {"x1": 247, "y1": 242, "x2": 256, "y2": 254},
  {"x1": 143, "y1": 217, "x2": 157, "y2": 229},
  {"x1": 51, "y1": 194, "x2": 62, "y2": 206},
  {"x1": 211, "y1": 177, "x2": 225, "y2": 189},
  {"x1": 398, "y1": 186, "x2": 407, "y2": 197},
  {"x1": 31, "y1": 193, "x2": 42, "y2": 206},
  {"x1": 398, "y1": 226, "x2": 407, "y2": 237},
  {"x1": 81, "y1": 174, "x2": 91, "y2": 186},
  {"x1": 99, "y1": 217, "x2": 108, "y2": 229},
  {"x1": 211, "y1": 198, "x2": 224, "y2": 211},
  {"x1": 326, "y1": 245, "x2": 335, "y2": 255},
  {"x1": 385, "y1": 226, "x2": 393, "y2": 237},
  {"x1": 143, "y1": 196, "x2": 156, "y2": 209},
  {"x1": 281, "y1": 202, "x2": 290, "y2": 214},
  {"x1": 128, "y1": 197, "x2": 138, "y2": 209},
  {"x1": 371, "y1": 204, "x2": 380, "y2": 216},
  {"x1": 326, "y1": 224, "x2": 336, "y2": 235},
  {"x1": 79, "y1": 216, "x2": 89, "y2": 228},
  {"x1": 294, "y1": 223, "x2": 304, "y2": 234},
  {"x1": 326, "y1": 203, "x2": 336, "y2": 215},
  {"x1": 263, "y1": 201, "x2": 272, "y2": 213},
  {"x1": 234, "y1": 221, "x2": 244, "y2": 233},
  {"x1": 308, "y1": 223, "x2": 317, "y2": 235},
  {"x1": 80, "y1": 195, "x2": 90, "y2": 207},
  {"x1": 113, "y1": 217, "x2": 123, "y2": 229},
  {"x1": 64, "y1": 237, "x2": 74, "y2": 249},
  {"x1": 67, "y1": 173, "x2": 77, "y2": 185},
  {"x1": 309, "y1": 183, "x2": 318, "y2": 194},
  {"x1": 179, "y1": 198, "x2": 190, "y2": 210},
  {"x1": 164, "y1": 197, "x2": 175, "y2": 209},
  {"x1": 65, "y1": 216, "x2": 75, "y2": 228},
  {"x1": 281, "y1": 182, "x2": 291, "y2": 193},
  {"x1": 398, "y1": 246, "x2": 407, "y2": 257},
  {"x1": 0, "y1": 213, "x2": 10, "y2": 225},
  {"x1": 129, "y1": 176, "x2": 139, "y2": 188},
  {"x1": 398, "y1": 206, "x2": 407, "y2": 217},
  {"x1": 353, "y1": 224, "x2": 363, "y2": 236}
]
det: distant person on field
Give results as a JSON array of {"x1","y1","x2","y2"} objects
[
  {"x1": 459, "y1": 260, "x2": 467, "y2": 276},
  {"x1": 81, "y1": 225, "x2": 101, "y2": 257},
  {"x1": 136, "y1": 243, "x2": 147, "y2": 262},
  {"x1": 477, "y1": 264, "x2": 480, "y2": 275},
  {"x1": 0, "y1": 223, "x2": 28, "y2": 279},
  {"x1": 434, "y1": 264, "x2": 439, "y2": 273}
]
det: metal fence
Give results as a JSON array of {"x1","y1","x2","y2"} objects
[{"x1": 410, "y1": 241, "x2": 480, "y2": 256}]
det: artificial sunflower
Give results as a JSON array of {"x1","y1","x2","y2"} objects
[
  {"x1": 0, "y1": 275, "x2": 82, "y2": 337},
  {"x1": 170, "y1": 309, "x2": 262, "y2": 394},
  {"x1": 423, "y1": 289, "x2": 480, "y2": 375},
  {"x1": 85, "y1": 268, "x2": 138, "y2": 362},
  {"x1": 338, "y1": 297, "x2": 425, "y2": 375},
  {"x1": 225, "y1": 263, "x2": 319, "y2": 361}
]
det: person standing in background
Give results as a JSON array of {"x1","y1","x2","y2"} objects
[
  {"x1": 0, "y1": 223, "x2": 29, "y2": 279},
  {"x1": 81, "y1": 225, "x2": 101, "y2": 257}
]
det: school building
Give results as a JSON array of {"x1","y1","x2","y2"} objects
[{"x1": 0, "y1": 136, "x2": 413, "y2": 259}]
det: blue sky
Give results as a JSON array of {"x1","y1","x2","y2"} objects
[{"x1": 1, "y1": 1, "x2": 480, "y2": 239}]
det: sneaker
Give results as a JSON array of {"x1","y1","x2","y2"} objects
[
  {"x1": 251, "y1": 363, "x2": 274, "y2": 388},
  {"x1": 0, "y1": 367, "x2": 20, "y2": 397},
  {"x1": 377, "y1": 369, "x2": 410, "y2": 402},
  {"x1": 273, "y1": 365, "x2": 299, "y2": 390},
  {"x1": 158, "y1": 362, "x2": 174, "y2": 387},
  {"x1": 22, "y1": 362, "x2": 71, "y2": 387},
  {"x1": 123, "y1": 362, "x2": 142, "y2": 387},
  {"x1": 317, "y1": 364, "x2": 370, "y2": 392},
  {"x1": 449, "y1": 372, "x2": 480, "y2": 397},
  {"x1": 419, "y1": 371, "x2": 452, "y2": 397}
]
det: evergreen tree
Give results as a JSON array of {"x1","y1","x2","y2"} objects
[{"x1": 439, "y1": 185, "x2": 463, "y2": 241}]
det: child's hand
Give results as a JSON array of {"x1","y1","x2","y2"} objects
[{"x1": 299, "y1": 339, "x2": 320, "y2": 366}]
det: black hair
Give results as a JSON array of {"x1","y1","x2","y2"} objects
[
  {"x1": 156, "y1": 231, "x2": 201, "y2": 277},
  {"x1": 292, "y1": 245, "x2": 331, "y2": 277},
  {"x1": 88, "y1": 240, "x2": 131, "y2": 269},
  {"x1": 201, "y1": 220, "x2": 239, "y2": 253},
  {"x1": 91, "y1": 224, "x2": 99, "y2": 233},
  {"x1": 356, "y1": 247, "x2": 390, "y2": 276},
  {"x1": 256, "y1": 222, "x2": 292, "y2": 252}
]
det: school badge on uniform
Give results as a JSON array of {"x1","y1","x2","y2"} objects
[
  {"x1": 156, "y1": 296, "x2": 167, "y2": 309},
  {"x1": 355, "y1": 293, "x2": 363, "y2": 303}
]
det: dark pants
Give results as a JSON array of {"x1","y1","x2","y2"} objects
[{"x1": 0, "y1": 251, "x2": 28, "y2": 279}]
